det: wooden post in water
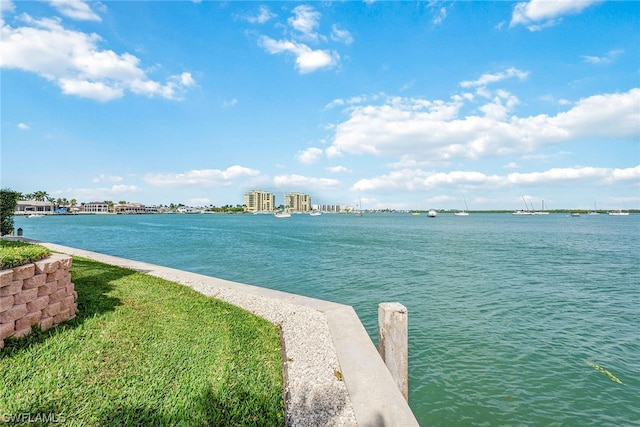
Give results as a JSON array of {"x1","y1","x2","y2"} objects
[{"x1": 378, "y1": 302, "x2": 408, "y2": 401}]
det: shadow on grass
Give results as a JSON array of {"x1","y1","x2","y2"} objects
[
  {"x1": 1, "y1": 257, "x2": 127, "y2": 357},
  {"x1": 15, "y1": 385, "x2": 284, "y2": 427},
  {"x1": 98, "y1": 388, "x2": 283, "y2": 426}
]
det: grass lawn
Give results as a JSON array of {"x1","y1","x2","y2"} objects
[{"x1": 0, "y1": 256, "x2": 285, "y2": 426}]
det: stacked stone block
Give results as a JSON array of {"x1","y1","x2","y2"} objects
[{"x1": 0, "y1": 254, "x2": 77, "y2": 349}]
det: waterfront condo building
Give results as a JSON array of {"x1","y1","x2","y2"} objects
[
  {"x1": 244, "y1": 190, "x2": 275, "y2": 213},
  {"x1": 286, "y1": 192, "x2": 312, "y2": 212}
]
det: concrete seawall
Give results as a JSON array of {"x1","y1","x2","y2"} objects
[{"x1": 25, "y1": 241, "x2": 419, "y2": 426}]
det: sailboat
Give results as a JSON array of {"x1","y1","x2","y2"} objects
[
  {"x1": 355, "y1": 197, "x2": 363, "y2": 216},
  {"x1": 454, "y1": 197, "x2": 470, "y2": 216},
  {"x1": 534, "y1": 199, "x2": 549, "y2": 215},
  {"x1": 588, "y1": 202, "x2": 599, "y2": 215},
  {"x1": 512, "y1": 196, "x2": 534, "y2": 215},
  {"x1": 274, "y1": 192, "x2": 291, "y2": 218}
]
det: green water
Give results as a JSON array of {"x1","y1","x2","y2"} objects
[{"x1": 13, "y1": 213, "x2": 640, "y2": 426}]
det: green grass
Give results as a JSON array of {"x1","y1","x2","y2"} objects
[
  {"x1": 0, "y1": 257, "x2": 285, "y2": 426},
  {"x1": 0, "y1": 240, "x2": 51, "y2": 269}
]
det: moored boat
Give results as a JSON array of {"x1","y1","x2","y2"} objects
[{"x1": 454, "y1": 197, "x2": 470, "y2": 216}]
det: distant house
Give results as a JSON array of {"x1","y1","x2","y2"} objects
[
  {"x1": 114, "y1": 203, "x2": 147, "y2": 214},
  {"x1": 15, "y1": 200, "x2": 54, "y2": 215},
  {"x1": 82, "y1": 202, "x2": 111, "y2": 214}
]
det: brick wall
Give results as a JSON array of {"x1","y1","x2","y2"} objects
[{"x1": 0, "y1": 254, "x2": 77, "y2": 349}]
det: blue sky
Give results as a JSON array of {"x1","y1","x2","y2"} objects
[{"x1": 1, "y1": 0, "x2": 639, "y2": 210}]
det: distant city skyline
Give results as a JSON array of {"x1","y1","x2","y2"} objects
[{"x1": 2, "y1": 1, "x2": 638, "y2": 211}]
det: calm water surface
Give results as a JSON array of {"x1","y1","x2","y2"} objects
[{"x1": 14, "y1": 213, "x2": 640, "y2": 426}]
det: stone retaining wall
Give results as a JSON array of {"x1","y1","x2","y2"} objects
[{"x1": 0, "y1": 254, "x2": 77, "y2": 349}]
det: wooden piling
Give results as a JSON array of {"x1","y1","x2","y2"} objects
[{"x1": 378, "y1": 302, "x2": 408, "y2": 401}]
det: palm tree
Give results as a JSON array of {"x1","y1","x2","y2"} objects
[{"x1": 33, "y1": 190, "x2": 49, "y2": 201}]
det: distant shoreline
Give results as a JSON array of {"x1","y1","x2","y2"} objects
[{"x1": 15, "y1": 209, "x2": 638, "y2": 216}]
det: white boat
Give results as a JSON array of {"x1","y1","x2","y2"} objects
[
  {"x1": 513, "y1": 196, "x2": 534, "y2": 215},
  {"x1": 309, "y1": 210, "x2": 321, "y2": 216},
  {"x1": 454, "y1": 197, "x2": 470, "y2": 216},
  {"x1": 570, "y1": 212, "x2": 581, "y2": 217},
  {"x1": 588, "y1": 202, "x2": 599, "y2": 215},
  {"x1": 275, "y1": 192, "x2": 291, "y2": 218},
  {"x1": 608, "y1": 210, "x2": 629, "y2": 216},
  {"x1": 274, "y1": 210, "x2": 291, "y2": 218},
  {"x1": 534, "y1": 200, "x2": 549, "y2": 215},
  {"x1": 512, "y1": 210, "x2": 533, "y2": 216},
  {"x1": 26, "y1": 214, "x2": 45, "y2": 218},
  {"x1": 355, "y1": 197, "x2": 363, "y2": 216},
  {"x1": 428, "y1": 209, "x2": 437, "y2": 217}
]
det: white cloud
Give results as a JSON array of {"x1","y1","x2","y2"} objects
[
  {"x1": 547, "y1": 89, "x2": 640, "y2": 139},
  {"x1": 0, "y1": 13, "x2": 195, "y2": 101},
  {"x1": 607, "y1": 165, "x2": 640, "y2": 183},
  {"x1": 188, "y1": 198, "x2": 211, "y2": 206},
  {"x1": 223, "y1": 98, "x2": 238, "y2": 108},
  {"x1": 459, "y1": 67, "x2": 528, "y2": 90},
  {"x1": 48, "y1": 0, "x2": 102, "y2": 22},
  {"x1": 331, "y1": 24, "x2": 353, "y2": 45},
  {"x1": 288, "y1": 5, "x2": 322, "y2": 42},
  {"x1": 92, "y1": 174, "x2": 124, "y2": 184},
  {"x1": 581, "y1": 49, "x2": 624, "y2": 65},
  {"x1": 273, "y1": 174, "x2": 341, "y2": 190},
  {"x1": 1, "y1": 0, "x2": 15, "y2": 15},
  {"x1": 17, "y1": 122, "x2": 29, "y2": 130},
  {"x1": 429, "y1": 3, "x2": 448, "y2": 26},
  {"x1": 324, "y1": 93, "x2": 385, "y2": 110},
  {"x1": 246, "y1": 5, "x2": 276, "y2": 24},
  {"x1": 111, "y1": 184, "x2": 141, "y2": 193},
  {"x1": 327, "y1": 165, "x2": 352, "y2": 174},
  {"x1": 296, "y1": 147, "x2": 324, "y2": 164},
  {"x1": 511, "y1": 0, "x2": 602, "y2": 30},
  {"x1": 328, "y1": 86, "x2": 640, "y2": 163},
  {"x1": 351, "y1": 165, "x2": 640, "y2": 193},
  {"x1": 259, "y1": 36, "x2": 338, "y2": 74},
  {"x1": 58, "y1": 78, "x2": 123, "y2": 101},
  {"x1": 254, "y1": 4, "x2": 348, "y2": 73},
  {"x1": 145, "y1": 166, "x2": 261, "y2": 187},
  {"x1": 65, "y1": 184, "x2": 142, "y2": 202}
]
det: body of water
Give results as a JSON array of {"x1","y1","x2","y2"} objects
[{"x1": 13, "y1": 212, "x2": 640, "y2": 426}]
